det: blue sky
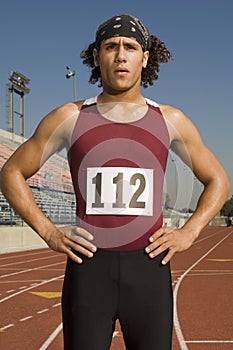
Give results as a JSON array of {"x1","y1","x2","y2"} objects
[{"x1": 0, "y1": 0, "x2": 233, "y2": 203}]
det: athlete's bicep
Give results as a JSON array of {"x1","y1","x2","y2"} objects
[
  {"x1": 171, "y1": 114, "x2": 224, "y2": 185},
  {"x1": 2, "y1": 104, "x2": 76, "y2": 179}
]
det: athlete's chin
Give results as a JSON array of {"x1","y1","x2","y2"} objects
[
  {"x1": 103, "y1": 78, "x2": 133, "y2": 92},
  {"x1": 105, "y1": 85, "x2": 135, "y2": 95}
]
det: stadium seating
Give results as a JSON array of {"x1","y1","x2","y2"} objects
[{"x1": 0, "y1": 130, "x2": 76, "y2": 226}]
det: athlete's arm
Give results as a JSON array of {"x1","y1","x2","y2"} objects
[
  {"x1": 0, "y1": 102, "x2": 96, "y2": 263},
  {"x1": 145, "y1": 105, "x2": 230, "y2": 264}
]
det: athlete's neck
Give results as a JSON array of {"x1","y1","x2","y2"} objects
[{"x1": 97, "y1": 91, "x2": 147, "y2": 107}]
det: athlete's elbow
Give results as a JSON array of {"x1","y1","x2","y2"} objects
[
  {"x1": 221, "y1": 173, "x2": 230, "y2": 199},
  {"x1": 213, "y1": 171, "x2": 230, "y2": 203},
  {"x1": 0, "y1": 164, "x2": 10, "y2": 192},
  {"x1": 0, "y1": 163, "x2": 21, "y2": 192}
]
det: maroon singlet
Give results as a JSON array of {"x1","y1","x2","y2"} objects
[{"x1": 69, "y1": 97, "x2": 170, "y2": 250}]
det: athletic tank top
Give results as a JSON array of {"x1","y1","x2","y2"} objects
[{"x1": 69, "y1": 97, "x2": 170, "y2": 250}]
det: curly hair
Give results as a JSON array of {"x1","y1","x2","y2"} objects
[{"x1": 80, "y1": 35, "x2": 172, "y2": 88}]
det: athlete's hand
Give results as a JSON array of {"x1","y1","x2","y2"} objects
[
  {"x1": 145, "y1": 225, "x2": 195, "y2": 265},
  {"x1": 45, "y1": 226, "x2": 97, "y2": 264}
]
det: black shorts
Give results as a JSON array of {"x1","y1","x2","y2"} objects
[{"x1": 62, "y1": 249, "x2": 173, "y2": 350}]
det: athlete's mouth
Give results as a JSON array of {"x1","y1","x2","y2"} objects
[
  {"x1": 115, "y1": 67, "x2": 129, "y2": 73},
  {"x1": 114, "y1": 68, "x2": 129, "y2": 75}
]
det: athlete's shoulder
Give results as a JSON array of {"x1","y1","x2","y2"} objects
[
  {"x1": 146, "y1": 98, "x2": 188, "y2": 125},
  {"x1": 158, "y1": 103, "x2": 202, "y2": 145},
  {"x1": 158, "y1": 103, "x2": 187, "y2": 122},
  {"x1": 37, "y1": 100, "x2": 86, "y2": 131},
  {"x1": 31, "y1": 100, "x2": 85, "y2": 141},
  {"x1": 146, "y1": 98, "x2": 185, "y2": 120},
  {"x1": 49, "y1": 100, "x2": 85, "y2": 119}
]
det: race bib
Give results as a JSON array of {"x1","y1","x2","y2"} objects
[{"x1": 86, "y1": 167, "x2": 153, "y2": 216}]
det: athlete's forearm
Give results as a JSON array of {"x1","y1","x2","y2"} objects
[
  {"x1": 0, "y1": 166, "x2": 56, "y2": 240},
  {"x1": 181, "y1": 174, "x2": 229, "y2": 238}
]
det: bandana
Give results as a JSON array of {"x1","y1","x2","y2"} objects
[{"x1": 95, "y1": 14, "x2": 151, "y2": 51}]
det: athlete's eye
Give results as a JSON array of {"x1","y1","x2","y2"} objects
[
  {"x1": 105, "y1": 44, "x2": 117, "y2": 51},
  {"x1": 125, "y1": 44, "x2": 137, "y2": 50}
]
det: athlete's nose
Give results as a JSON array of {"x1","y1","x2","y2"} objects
[{"x1": 115, "y1": 45, "x2": 127, "y2": 62}]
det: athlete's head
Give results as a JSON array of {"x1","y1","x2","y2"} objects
[
  {"x1": 95, "y1": 14, "x2": 152, "y2": 52},
  {"x1": 80, "y1": 14, "x2": 172, "y2": 88}
]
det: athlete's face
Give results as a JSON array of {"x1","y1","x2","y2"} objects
[{"x1": 93, "y1": 37, "x2": 149, "y2": 94}]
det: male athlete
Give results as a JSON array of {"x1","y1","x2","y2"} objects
[{"x1": 0, "y1": 14, "x2": 229, "y2": 350}]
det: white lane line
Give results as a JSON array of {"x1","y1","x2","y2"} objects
[
  {"x1": 0, "y1": 274, "x2": 64, "y2": 303},
  {"x1": 38, "y1": 323, "x2": 63, "y2": 350},
  {"x1": 30, "y1": 283, "x2": 40, "y2": 287},
  {"x1": 1, "y1": 300, "x2": 62, "y2": 331},
  {"x1": 20, "y1": 316, "x2": 33, "y2": 322},
  {"x1": 173, "y1": 270, "x2": 233, "y2": 278},
  {"x1": 0, "y1": 279, "x2": 63, "y2": 284},
  {"x1": 186, "y1": 340, "x2": 233, "y2": 343},
  {"x1": 183, "y1": 271, "x2": 233, "y2": 277},
  {"x1": 173, "y1": 231, "x2": 231, "y2": 350},
  {"x1": 52, "y1": 303, "x2": 61, "y2": 308},
  {"x1": 193, "y1": 227, "x2": 231, "y2": 245},
  {"x1": 0, "y1": 261, "x2": 65, "y2": 279},
  {"x1": 37, "y1": 309, "x2": 49, "y2": 314},
  {"x1": 1, "y1": 324, "x2": 14, "y2": 331},
  {"x1": 0, "y1": 254, "x2": 63, "y2": 268},
  {"x1": 0, "y1": 249, "x2": 52, "y2": 262}
]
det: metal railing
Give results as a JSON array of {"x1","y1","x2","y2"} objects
[{"x1": 0, "y1": 200, "x2": 76, "y2": 227}]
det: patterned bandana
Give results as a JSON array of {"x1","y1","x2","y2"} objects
[{"x1": 95, "y1": 14, "x2": 151, "y2": 51}]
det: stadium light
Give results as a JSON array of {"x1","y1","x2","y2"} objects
[
  {"x1": 9, "y1": 71, "x2": 30, "y2": 95},
  {"x1": 65, "y1": 66, "x2": 76, "y2": 101},
  {"x1": 7, "y1": 71, "x2": 30, "y2": 138}
]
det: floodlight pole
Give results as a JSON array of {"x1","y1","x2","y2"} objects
[
  {"x1": 65, "y1": 66, "x2": 76, "y2": 101},
  {"x1": 8, "y1": 71, "x2": 30, "y2": 138}
]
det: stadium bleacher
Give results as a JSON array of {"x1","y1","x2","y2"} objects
[{"x1": 0, "y1": 129, "x2": 76, "y2": 226}]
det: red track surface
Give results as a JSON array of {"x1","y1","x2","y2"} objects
[{"x1": 0, "y1": 226, "x2": 232, "y2": 349}]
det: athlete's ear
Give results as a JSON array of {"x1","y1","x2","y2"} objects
[
  {"x1": 93, "y1": 48, "x2": 100, "y2": 67},
  {"x1": 142, "y1": 50, "x2": 149, "y2": 68}
]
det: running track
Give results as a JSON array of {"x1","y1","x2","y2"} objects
[{"x1": 0, "y1": 226, "x2": 232, "y2": 349}]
